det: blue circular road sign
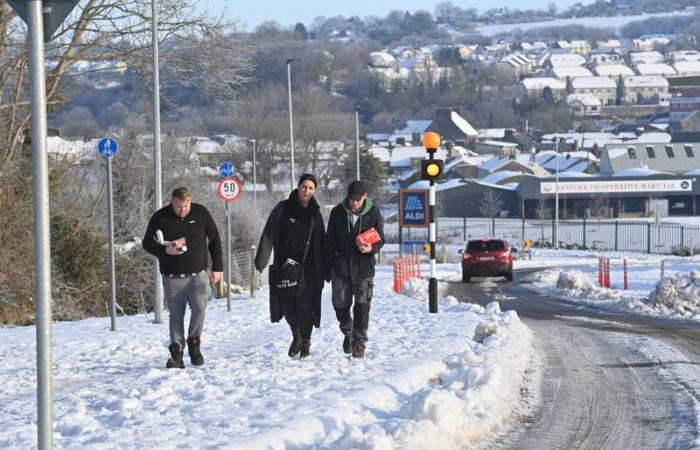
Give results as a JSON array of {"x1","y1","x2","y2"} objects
[
  {"x1": 219, "y1": 161, "x2": 235, "y2": 178},
  {"x1": 98, "y1": 137, "x2": 118, "y2": 158}
]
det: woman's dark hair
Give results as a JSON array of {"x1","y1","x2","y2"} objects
[{"x1": 298, "y1": 173, "x2": 318, "y2": 187}]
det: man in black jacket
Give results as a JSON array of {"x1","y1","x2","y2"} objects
[
  {"x1": 143, "y1": 187, "x2": 223, "y2": 369},
  {"x1": 325, "y1": 181, "x2": 384, "y2": 358}
]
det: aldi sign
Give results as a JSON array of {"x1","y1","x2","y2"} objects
[{"x1": 400, "y1": 189, "x2": 428, "y2": 227}]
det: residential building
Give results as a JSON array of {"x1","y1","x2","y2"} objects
[
  {"x1": 623, "y1": 76, "x2": 670, "y2": 106},
  {"x1": 588, "y1": 53, "x2": 624, "y2": 66},
  {"x1": 567, "y1": 94, "x2": 602, "y2": 117},
  {"x1": 570, "y1": 77, "x2": 617, "y2": 106},
  {"x1": 629, "y1": 51, "x2": 664, "y2": 65},
  {"x1": 426, "y1": 108, "x2": 479, "y2": 146},
  {"x1": 496, "y1": 52, "x2": 534, "y2": 78},
  {"x1": 601, "y1": 142, "x2": 700, "y2": 175},
  {"x1": 670, "y1": 50, "x2": 700, "y2": 63},
  {"x1": 515, "y1": 77, "x2": 567, "y2": 102},
  {"x1": 547, "y1": 53, "x2": 587, "y2": 68},
  {"x1": 557, "y1": 40, "x2": 592, "y2": 55}
]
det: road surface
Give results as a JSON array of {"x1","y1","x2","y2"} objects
[{"x1": 445, "y1": 268, "x2": 700, "y2": 449}]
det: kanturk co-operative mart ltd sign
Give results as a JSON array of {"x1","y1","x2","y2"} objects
[{"x1": 399, "y1": 189, "x2": 428, "y2": 228}]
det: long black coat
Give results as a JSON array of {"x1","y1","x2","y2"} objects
[{"x1": 255, "y1": 194, "x2": 326, "y2": 327}]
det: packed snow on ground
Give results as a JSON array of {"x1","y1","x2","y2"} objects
[
  {"x1": 0, "y1": 266, "x2": 536, "y2": 449},
  {"x1": 528, "y1": 252, "x2": 700, "y2": 320}
]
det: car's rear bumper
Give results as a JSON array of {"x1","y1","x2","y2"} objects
[{"x1": 462, "y1": 263, "x2": 511, "y2": 276}]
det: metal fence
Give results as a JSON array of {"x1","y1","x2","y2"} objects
[{"x1": 385, "y1": 218, "x2": 700, "y2": 255}]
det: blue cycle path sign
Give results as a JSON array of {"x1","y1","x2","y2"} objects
[
  {"x1": 399, "y1": 189, "x2": 429, "y2": 227},
  {"x1": 97, "y1": 137, "x2": 118, "y2": 158},
  {"x1": 219, "y1": 161, "x2": 235, "y2": 178}
]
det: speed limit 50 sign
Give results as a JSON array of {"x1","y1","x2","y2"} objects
[{"x1": 217, "y1": 177, "x2": 242, "y2": 202}]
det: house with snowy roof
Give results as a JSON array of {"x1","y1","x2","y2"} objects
[
  {"x1": 670, "y1": 50, "x2": 700, "y2": 63},
  {"x1": 623, "y1": 76, "x2": 670, "y2": 106},
  {"x1": 629, "y1": 51, "x2": 664, "y2": 65},
  {"x1": 551, "y1": 66, "x2": 593, "y2": 80},
  {"x1": 569, "y1": 77, "x2": 617, "y2": 106},
  {"x1": 425, "y1": 108, "x2": 479, "y2": 146},
  {"x1": 547, "y1": 53, "x2": 587, "y2": 68},
  {"x1": 567, "y1": 94, "x2": 602, "y2": 117},
  {"x1": 515, "y1": 77, "x2": 567, "y2": 102},
  {"x1": 557, "y1": 40, "x2": 591, "y2": 55},
  {"x1": 673, "y1": 62, "x2": 700, "y2": 77}
]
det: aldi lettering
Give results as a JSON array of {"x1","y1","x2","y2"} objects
[{"x1": 400, "y1": 189, "x2": 429, "y2": 228}]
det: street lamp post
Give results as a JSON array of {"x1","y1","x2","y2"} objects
[
  {"x1": 286, "y1": 57, "x2": 295, "y2": 189},
  {"x1": 555, "y1": 137, "x2": 559, "y2": 250},
  {"x1": 355, "y1": 107, "x2": 360, "y2": 180},
  {"x1": 250, "y1": 139, "x2": 257, "y2": 209},
  {"x1": 151, "y1": 0, "x2": 164, "y2": 323}
]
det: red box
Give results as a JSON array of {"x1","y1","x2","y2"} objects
[{"x1": 356, "y1": 227, "x2": 381, "y2": 246}]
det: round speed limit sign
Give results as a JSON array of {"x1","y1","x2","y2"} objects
[{"x1": 217, "y1": 177, "x2": 242, "y2": 202}]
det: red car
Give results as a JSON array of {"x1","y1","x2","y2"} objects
[{"x1": 460, "y1": 238, "x2": 513, "y2": 282}]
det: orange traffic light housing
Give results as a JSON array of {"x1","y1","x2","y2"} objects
[{"x1": 421, "y1": 159, "x2": 444, "y2": 181}]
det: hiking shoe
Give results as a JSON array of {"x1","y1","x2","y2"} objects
[
  {"x1": 343, "y1": 336, "x2": 353, "y2": 354},
  {"x1": 166, "y1": 343, "x2": 185, "y2": 369},
  {"x1": 300, "y1": 339, "x2": 310, "y2": 359},
  {"x1": 352, "y1": 344, "x2": 364, "y2": 359},
  {"x1": 288, "y1": 332, "x2": 302, "y2": 358},
  {"x1": 186, "y1": 336, "x2": 204, "y2": 366}
]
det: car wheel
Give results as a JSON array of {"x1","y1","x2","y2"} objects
[
  {"x1": 462, "y1": 273, "x2": 471, "y2": 283},
  {"x1": 505, "y1": 271, "x2": 513, "y2": 281}
]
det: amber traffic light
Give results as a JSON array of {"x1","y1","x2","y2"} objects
[
  {"x1": 422, "y1": 132, "x2": 441, "y2": 151},
  {"x1": 421, "y1": 159, "x2": 444, "y2": 181}
]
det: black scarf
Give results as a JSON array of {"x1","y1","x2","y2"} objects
[{"x1": 286, "y1": 189, "x2": 319, "y2": 221}]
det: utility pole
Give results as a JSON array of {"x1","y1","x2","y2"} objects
[
  {"x1": 355, "y1": 107, "x2": 361, "y2": 180},
  {"x1": 286, "y1": 57, "x2": 295, "y2": 189},
  {"x1": 151, "y1": 0, "x2": 164, "y2": 323}
]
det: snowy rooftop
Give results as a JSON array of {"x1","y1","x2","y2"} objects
[
  {"x1": 552, "y1": 66, "x2": 593, "y2": 78},
  {"x1": 570, "y1": 76, "x2": 617, "y2": 89},
  {"x1": 623, "y1": 76, "x2": 669, "y2": 88},
  {"x1": 549, "y1": 53, "x2": 587, "y2": 67},
  {"x1": 567, "y1": 94, "x2": 602, "y2": 107},
  {"x1": 612, "y1": 167, "x2": 673, "y2": 177},
  {"x1": 481, "y1": 170, "x2": 526, "y2": 185},
  {"x1": 673, "y1": 61, "x2": 700, "y2": 75},
  {"x1": 592, "y1": 64, "x2": 635, "y2": 77},
  {"x1": 520, "y1": 77, "x2": 566, "y2": 91},
  {"x1": 635, "y1": 63, "x2": 677, "y2": 76}
]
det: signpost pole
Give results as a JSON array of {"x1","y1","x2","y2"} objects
[
  {"x1": 27, "y1": 3, "x2": 52, "y2": 446},
  {"x1": 226, "y1": 201, "x2": 231, "y2": 312},
  {"x1": 106, "y1": 155, "x2": 117, "y2": 331}
]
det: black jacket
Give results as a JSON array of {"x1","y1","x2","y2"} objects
[
  {"x1": 325, "y1": 198, "x2": 384, "y2": 282},
  {"x1": 255, "y1": 191, "x2": 326, "y2": 326},
  {"x1": 142, "y1": 202, "x2": 223, "y2": 275}
]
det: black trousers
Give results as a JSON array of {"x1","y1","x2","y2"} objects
[
  {"x1": 331, "y1": 275, "x2": 373, "y2": 350},
  {"x1": 280, "y1": 271, "x2": 315, "y2": 340}
]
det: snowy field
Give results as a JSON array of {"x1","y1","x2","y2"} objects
[
  {"x1": 0, "y1": 266, "x2": 536, "y2": 449},
  {"x1": 475, "y1": 9, "x2": 696, "y2": 36}
]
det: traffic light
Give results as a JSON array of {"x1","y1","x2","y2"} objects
[{"x1": 421, "y1": 159, "x2": 444, "y2": 181}]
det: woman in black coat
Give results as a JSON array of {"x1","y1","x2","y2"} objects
[{"x1": 254, "y1": 174, "x2": 326, "y2": 358}]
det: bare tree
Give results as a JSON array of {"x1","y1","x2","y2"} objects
[
  {"x1": 589, "y1": 193, "x2": 610, "y2": 218},
  {"x1": 535, "y1": 196, "x2": 551, "y2": 245},
  {"x1": 479, "y1": 188, "x2": 502, "y2": 236}
]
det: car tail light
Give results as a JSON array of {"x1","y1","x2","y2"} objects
[{"x1": 463, "y1": 253, "x2": 471, "y2": 260}]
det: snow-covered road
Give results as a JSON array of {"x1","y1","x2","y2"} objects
[{"x1": 446, "y1": 268, "x2": 700, "y2": 449}]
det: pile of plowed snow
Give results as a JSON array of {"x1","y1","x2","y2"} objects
[{"x1": 649, "y1": 270, "x2": 700, "y2": 313}]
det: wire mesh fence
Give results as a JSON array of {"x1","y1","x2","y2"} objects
[{"x1": 385, "y1": 217, "x2": 700, "y2": 255}]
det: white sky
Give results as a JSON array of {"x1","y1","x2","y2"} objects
[{"x1": 205, "y1": 0, "x2": 582, "y2": 29}]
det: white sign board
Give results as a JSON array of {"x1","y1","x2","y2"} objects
[{"x1": 541, "y1": 179, "x2": 693, "y2": 195}]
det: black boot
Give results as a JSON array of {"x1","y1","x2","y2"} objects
[
  {"x1": 166, "y1": 343, "x2": 185, "y2": 369},
  {"x1": 352, "y1": 344, "x2": 365, "y2": 359},
  {"x1": 343, "y1": 335, "x2": 353, "y2": 354},
  {"x1": 288, "y1": 330, "x2": 302, "y2": 357},
  {"x1": 186, "y1": 336, "x2": 204, "y2": 366},
  {"x1": 300, "y1": 339, "x2": 311, "y2": 359}
]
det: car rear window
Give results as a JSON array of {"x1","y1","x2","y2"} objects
[{"x1": 467, "y1": 240, "x2": 505, "y2": 251}]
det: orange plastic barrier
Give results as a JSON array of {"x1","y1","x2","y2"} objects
[{"x1": 392, "y1": 256, "x2": 422, "y2": 293}]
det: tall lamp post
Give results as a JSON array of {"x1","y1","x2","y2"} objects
[
  {"x1": 250, "y1": 139, "x2": 257, "y2": 209},
  {"x1": 151, "y1": 0, "x2": 164, "y2": 323},
  {"x1": 355, "y1": 106, "x2": 360, "y2": 180},
  {"x1": 286, "y1": 57, "x2": 295, "y2": 189}
]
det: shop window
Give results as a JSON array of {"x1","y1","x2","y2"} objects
[
  {"x1": 627, "y1": 147, "x2": 636, "y2": 159},
  {"x1": 665, "y1": 145, "x2": 675, "y2": 158},
  {"x1": 646, "y1": 146, "x2": 655, "y2": 158},
  {"x1": 686, "y1": 145, "x2": 695, "y2": 157}
]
